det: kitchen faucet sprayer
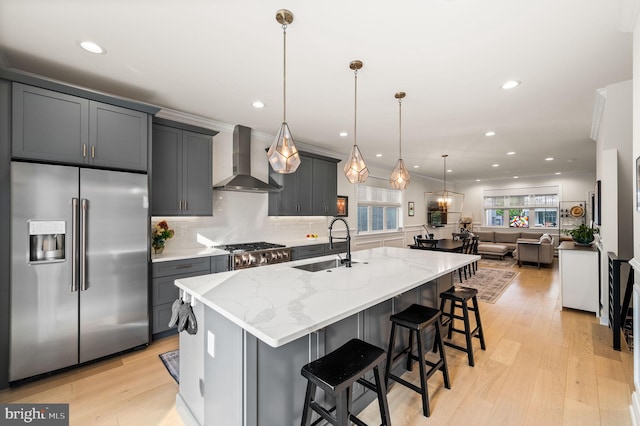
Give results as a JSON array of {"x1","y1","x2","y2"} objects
[{"x1": 328, "y1": 217, "x2": 351, "y2": 267}]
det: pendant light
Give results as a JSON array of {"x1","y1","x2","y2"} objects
[
  {"x1": 438, "y1": 154, "x2": 452, "y2": 208},
  {"x1": 343, "y1": 60, "x2": 369, "y2": 183},
  {"x1": 389, "y1": 92, "x2": 410, "y2": 190},
  {"x1": 267, "y1": 9, "x2": 301, "y2": 174}
]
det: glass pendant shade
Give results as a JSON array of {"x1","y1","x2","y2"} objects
[
  {"x1": 268, "y1": 9, "x2": 300, "y2": 174},
  {"x1": 390, "y1": 158, "x2": 410, "y2": 190},
  {"x1": 390, "y1": 91, "x2": 410, "y2": 190},
  {"x1": 268, "y1": 122, "x2": 300, "y2": 173},
  {"x1": 344, "y1": 144, "x2": 369, "y2": 183}
]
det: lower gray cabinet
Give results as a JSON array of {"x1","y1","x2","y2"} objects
[
  {"x1": 290, "y1": 242, "x2": 349, "y2": 261},
  {"x1": 151, "y1": 255, "x2": 229, "y2": 338}
]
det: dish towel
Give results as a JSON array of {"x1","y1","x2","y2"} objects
[{"x1": 168, "y1": 298, "x2": 198, "y2": 335}]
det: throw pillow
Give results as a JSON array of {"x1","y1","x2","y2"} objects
[{"x1": 540, "y1": 233, "x2": 552, "y2": 243}]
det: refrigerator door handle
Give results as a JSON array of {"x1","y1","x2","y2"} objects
[
  {"x1": 80, "y1": 198, "x2": 88, "y2": 291},
  {"x1": 72, "y1": 198, "x2": 79, "y2": 292}
]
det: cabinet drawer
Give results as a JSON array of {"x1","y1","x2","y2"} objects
[
  {"x1": 152, "y1": 302, "x2": 176, "y2": 334},
  {"x1": 152, "y1": 257, "x2": 210, "y2": 277},
  {"x1": 291, "y1": 244, "x2": 325, "y2": 260}
]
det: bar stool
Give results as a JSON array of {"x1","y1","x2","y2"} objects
[
  {"x1": 438, "y1": 286, "x2": 486, "y2": 367},
  {"x1": 385, "y1": 304, "x2": 450, "y2": 418},
  {"x1": 301, "y1": 338, "x2": 391, "y2": 426}
]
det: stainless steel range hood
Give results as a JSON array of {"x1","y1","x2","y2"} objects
[{"x1": 213, "y1": 125, "x2": 281, "y2": 192}]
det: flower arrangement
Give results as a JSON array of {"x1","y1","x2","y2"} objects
[{"x1": 152, "y1": 220, "x2": 174, "y2": 253}]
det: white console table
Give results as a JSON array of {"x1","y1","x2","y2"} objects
[{"x1": 558, "y1": 241, "x2": 599, "y2": 315}]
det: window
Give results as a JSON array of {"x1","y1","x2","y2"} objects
[
  {"x1": 483, "y1": 187, "x2": 558, "y2": 228},
  {"x1": 356, "y1": 183, "x2": 402, "y2": 233}
]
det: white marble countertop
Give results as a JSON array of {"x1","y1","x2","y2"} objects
[{"x1": 175, "y1": 246, "x2": 479, "y2": 348}]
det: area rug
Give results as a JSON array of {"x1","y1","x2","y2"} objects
[
  {"x1": 458, "y1": 267, "x2": 519, "y2": 304},
  {"x1": 478, "y1": 256, "x2": 517, "y2": 268},
  {"x1": 159, "y1": 350, "x2": 179, "y2": 384}
]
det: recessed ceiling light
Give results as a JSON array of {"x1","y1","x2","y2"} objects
[
  {"x1": 555, "y1": 172, "x2": 562, "y2": 175},
  {"x1": 545, "y1": 157, "x2": 554, "y2": 161},
  {"x1": 79, "y1": 40, "x2": 106, "y2": 54},
  {"x1": 501, "y1": 80, "x2": 521, "y2": 90},
  {"x1": 492, "y1": 164, "x2": 499, "y2": 167},
  {"x1": 485, "y1": 131, "x2": 496, "y2": 137},
  {"x1": 447, "y1": 169, "x2": 452, "y2": 173},
  {"x1": 513, "y1": 176, "x2": 519, "y2": 179},
  {"x1": 252, "y1": 101, "x2": 265, "y2": 108},
  {"x1": 413, "y1": 165, "x2": 420, "y2": 168},
  {"x1": 507, "y1": 151, "x2": 516, "y2": 155},
  {"x1": 339, "y1": 131, "x2": 348, "y2": 137},
  {"x1": 376, "y1": 153, "x2": 383, "y2": 157},
  {"x1": 475, "y1": 179, "x2": 481, "y2": 182}
]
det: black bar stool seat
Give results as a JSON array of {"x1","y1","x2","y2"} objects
[
  {"x1": 385, "y1": 304, "x2": 450, "y2": 418},
  {"x1": 438, "y1": 285, "x2": 486, "y2": 367},
  {"x1": 301, "y1": 338, "x2": 391, "y2": 426}
]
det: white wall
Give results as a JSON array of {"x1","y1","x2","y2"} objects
[{"x1": 457, "y1": 172, "x2": 596, "y2": 229}]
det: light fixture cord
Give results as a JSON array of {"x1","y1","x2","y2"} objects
[
  {"x1": 282, "y1": 23, "x2": 287, "y2": 123},
  {"x1": 443, "y1": 156, "x2": 447, "y2": 191},
  {"x1": 398, "y1": 98, "x2": 402, "y2": 159},
  {"x1": 354, "y1": 68, "x2": 358, "y2": 147}
]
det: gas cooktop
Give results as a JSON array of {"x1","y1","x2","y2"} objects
[{"x1": 215, "y1": 242, "x2": 286, "y2": 253}]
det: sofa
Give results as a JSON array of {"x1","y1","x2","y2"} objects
[{"x1": 475, "y1": 231, "x2": 547, "y2": 258}]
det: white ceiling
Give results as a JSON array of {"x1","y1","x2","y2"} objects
[{"x1": 0, "y1": 0, "x2": 633, "y2": 183}]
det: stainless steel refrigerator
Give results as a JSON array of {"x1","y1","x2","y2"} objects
[{"x1": 10, "y1": 161, "x2": 149, "y2": 382}]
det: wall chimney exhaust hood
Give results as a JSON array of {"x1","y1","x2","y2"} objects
[{"x1": 213, "y1": 125, "x2": 281, "y2": 192}]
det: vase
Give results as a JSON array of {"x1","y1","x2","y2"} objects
[{"x1": 153, "y1": 245, "x2": 164, "y2": 254}]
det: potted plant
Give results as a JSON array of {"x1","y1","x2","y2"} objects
[
  {"x1": 152, "y1": 220, "x2": 175, "y2": 254},
  {"x1": 563, "y1": 224, "x2": 599, "y2": 246}
]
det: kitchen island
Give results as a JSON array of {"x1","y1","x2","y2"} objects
[{"x1": 174, "y1": 246, "x2": 478, "y2": 426}]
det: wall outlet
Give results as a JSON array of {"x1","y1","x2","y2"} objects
[{"x1": 207, "y1": 331, "x2": 215, "y2": 358}]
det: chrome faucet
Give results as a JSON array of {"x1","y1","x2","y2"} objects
[{"x1": 328, "y1": 217, "x2": 351, "y2": 267}]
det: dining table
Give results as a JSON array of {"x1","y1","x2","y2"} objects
[{"x1": 410, "y1": 238, "x2": 464, "y2": 253}]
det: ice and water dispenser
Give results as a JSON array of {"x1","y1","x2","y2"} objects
[{"x1": 29, "y1": 220, "x2": 66, "y2": 263}]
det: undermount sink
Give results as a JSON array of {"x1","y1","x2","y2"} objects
[{"x1": 292, "y1": 258, "x2": 360, "y2": 272}]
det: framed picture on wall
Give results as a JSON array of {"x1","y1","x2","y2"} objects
[
  {"x1": 336, "y1": 195, "x2": 348, "y2": 217},
  {"x1": 594, "y1": 180, "x2": 601, "y2": 225},
  {"x1": 408, "y1": 201, "x2": 415, "y2": 217}
]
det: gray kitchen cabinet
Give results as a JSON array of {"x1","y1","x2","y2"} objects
[
  {"x1": 268, "y1": 152, "x2": 339, "y2": 216},
  {"x1": 151, "y1": 255, "x2": 229, "y2": 339},
  {"x1": 151, "y1": 257, "x2": 212, "y2": 338},
  {"x1": 12, "y1": 83, "x2": 148, "y2": 171},
  {"x1": 88, "y1": 102, "x2": 148, "y2": 171},
  {"x1": 312, "y1": 157, "x2": 338, "y2": 215},
  {"x1": 290, "y1": 241, "x2": 349, "y2": 261},
  {"x1": 151, "y1": 119, "x2": 217, "y2": 216},
  {"x1": 269, "y1": 153, "x2": 313, "y2": 216}
]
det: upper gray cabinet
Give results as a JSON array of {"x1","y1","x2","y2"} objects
[
  {"x1": 12, "y1": 83, "x2": 148, "y2": 171},
  {"x1": 268, "y1": 152, "x2": 339, "y2": 216},
  {"x1": 151, "y1": 119, "x2": 217, "y2": 216}
]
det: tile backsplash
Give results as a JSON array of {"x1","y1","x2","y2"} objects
[{"x1": 152, "y1": 191, "x2": 332, "y2": 251}]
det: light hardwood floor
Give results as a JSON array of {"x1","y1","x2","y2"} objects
[{"x1": 0, "y1": 259, "x2": 634, "y2": 425}]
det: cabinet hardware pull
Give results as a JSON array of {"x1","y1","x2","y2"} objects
[
  {"x1": 91, "y1": 146, "x2": 95, "y2": 159},
  {"x1": 184, "y1": 200, "x2": 188, "y2": 210},
  {"x1": 82, "y1": 144, "x2": 87, "y2": 158},
  {"x1": 176, "y1": 264, "x2": 193, "y2": 269}
]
